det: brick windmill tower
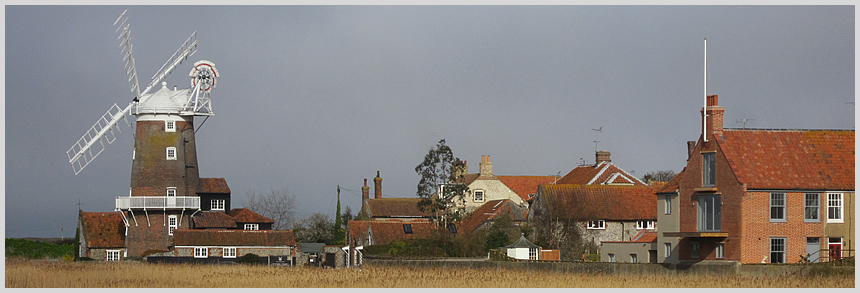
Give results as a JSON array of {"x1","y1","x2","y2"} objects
[{"x1": 67, "y1": 10, "x2": 228, "y2": 257}]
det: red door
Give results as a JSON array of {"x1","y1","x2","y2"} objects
[{"x1": 828, "y1": 244, "x2": 842, "y2": 261}]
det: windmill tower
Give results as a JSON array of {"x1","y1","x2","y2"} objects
[{"x1": 67, "y1": 10, "x2": 221, "y2": 257}]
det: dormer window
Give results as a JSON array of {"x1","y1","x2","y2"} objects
[
  {"x1": 165, "y1": 121, "x2": 176, "y2": 132},
  {"x1": 211, "y1": 199, "x2": 225, "y2": 211},
  {"x1": 244, "y1": 224, "x2": 259, "y2": 230}
]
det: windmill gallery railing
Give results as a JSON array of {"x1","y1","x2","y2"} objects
[{"x1": 115, "y1": 196, "x2": 200, "y2": 211}]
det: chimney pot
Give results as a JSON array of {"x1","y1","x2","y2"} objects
[{"x1": 373, "y1": 171, "x2": 382, "y2": 199}]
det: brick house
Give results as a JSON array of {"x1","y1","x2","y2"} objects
[
  {"x1": 555, "y1": 151, "x2": 648, "y2": 186},
  {"x1": 451, "y1": 156, "x2": 557, "y2": 212},
  {"x1": 348, "y1": 173, "x2": 437, "y2": 246},
  {"x1": 530, "y1": 184, "x2": 658, "y2": 253},
  {"x1": 663, "y1": 95, "x2": 854, "y2": 264}
]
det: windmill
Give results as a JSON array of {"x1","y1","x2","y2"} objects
[{"x1": 66, "y1": 9, "x2": 218, "y2": 179}]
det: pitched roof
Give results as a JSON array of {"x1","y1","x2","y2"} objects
[
  {"x1": 716, "y1": 129, "x2": 854, "y2": 190},
  {"x1": 505, "y1": 234, "x2": 540, "y2": 248},
  {"x1": 655, "y1": 167, "x2": 685, "y2": 194},
  {"x1": 365, "y1": 198, "x2": 432, "y2": 218},
  {"x1": 556, "y1": 162, "x2": 646, "y2": 186},
  {"x1": 458, "y1": 199, "x2": 527, "y2": 232},
  {"x1": 172, "y1": 229, "x2": 296, "y2": 246},
  {"x1": 497, "y1": 175, "x2": 558, "y2": 201},
  {"x1": 347, "y1": 218, "x2": 435, "y2": 245},
  {"x1": 193, "y1": 211, "x2": 237, "y2": 229},
  {"x1": 198, "y1": 178, "x2": 231, "y2": 194},
  {"x1": 603, "y1": 230, "x2": 658, "y2": 243},
  {"x1": 299, "y1": 243, "x2": 325, "y2": 254},
  {"x1": 80, "y1": 212, "x2": 125, "y2": 248},
  {"x1": 537, "y1": 184, "x2": 657, "y2": 221},
  {"x1": 229, "y1": 208, "x2": 274, "y2": 224}
]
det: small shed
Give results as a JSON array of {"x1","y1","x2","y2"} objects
[{"x1": 505, "y1": 234, "x2": 540, "y2": 260}]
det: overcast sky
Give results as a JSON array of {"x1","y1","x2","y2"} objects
[{"x1": 4, "y1": 5, "x2": 854, "y2": 238}]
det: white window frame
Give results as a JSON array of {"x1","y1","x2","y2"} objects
[
  {"x1": 665, "y1": 195, "x2": 672, "y2": 215},
  {"x1": 636, "y1": 220, "x2": 655, "y2": 230},
  {"x1": 529, "y1": 247, "x2": 538, "y2": 260},
  {"x1": 770, "y1": 193, "x2": 786, "y2": 222},
  {"x1": 702, "y1": 152, "x2": 715, "y2": 186},
  {"x1": 716, "y1": 243, "x2": 725, "y2": 259},
  {"x1": 608, "y1": 253, "x2": 615, "y2": 262},
  {"x1": 587, "y1": 220, "x2": 605, "y2": 230},
  {"x1": 106, "y1": 250, "x2": 121, "y2": 261},
  {"x1": 804, "y1": 193, "x2": 820, "y2": 222},
  {"x1": 664, "y1": 243, "x2": 672, "y2": 258},
  {"x1": 474, "y1": 190, "x2": 485, "y2": 202},
  {"x1": 165, "y1": 121, "x2": 176, "y2": 132},
  {"x1": 167, "y1": 187, "x2": 177, "y2": 197},
  {"x1": 194, "y1": 247, "x2": 208, "y2": 258},
  {"x1": 211, "y1": 199, "x2": 225, "y2": 211},
  {"x1": 691, "y1": 242, "x2": 700, "y2": 259},
  {"x1": 827, "y1": 193, "x2": 843, "y2": 223},
  {"x1": 166, "y1": 147, "x2": 177, "y2": 160},
  {"x1": 630, "y1": 253, "x2": 638, "y2": 263},
  {"x1": 244, "y1": 224, "x2": 259, "y2": 231},
  {"x1": 168, "y1": 215, "x2": 178, "y2": 236},
  {"x1": 770, "y1": 237, "x2": 786, "y2": 263},
  {"x1": 223, "y1": 247, "x2": 237, "y2": 258}
]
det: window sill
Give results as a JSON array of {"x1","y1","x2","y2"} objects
[
  {"x1": 826, "y1": 220, "x2": 844, "y2": 224},
  {"x1": 769, "y1": 219, "x2": 787, "y2": 223},
  {"x1": 804, "y1": 219, "x2": 820, "y2": 223}
]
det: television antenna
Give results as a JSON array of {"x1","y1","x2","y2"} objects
[
  {"x1": 591, "y1": 126, "x2": 603, "y2": 152},
  {"x1": 736, "y1": 118, "x2": 757, "y2": 129}
]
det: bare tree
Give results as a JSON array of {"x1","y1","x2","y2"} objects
[
  {"x1": 642, "y1": 170, "x2": 676, "y2": 183},
  {"x1": 293, "y1": 212, "x2": 335, "y2": 243},
  {"x1": 243, "y1": 188, "x2": 297, "y2": 230}
]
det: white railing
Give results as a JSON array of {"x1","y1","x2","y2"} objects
[{"x1": 115, "y1": 196, "x2": 200, "y2": 210}]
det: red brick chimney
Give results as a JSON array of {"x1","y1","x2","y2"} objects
[
  {"x1": 361, "y1": 178, "x2": 369, "y2": 203},
  {"x1": 701, "y1": 94, "x2": 725, "y2": 141},
  {"x1": 373, "y1": 171, "x2": 382, "y2": 199},
  {"x1": 595, "y1": 151, "x2": 611, "y2": 165}
]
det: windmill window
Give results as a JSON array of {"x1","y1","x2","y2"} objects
[
  {"x1": 168, "y1": 215, "x2": 177, "y2": 235},
  {"x1": 166, "y1": 147, "x2": 177, "y2": 160},
  {"x1": 165, "y1": 121, "x2": 176, "y2": 132},
  {"x1": 403, "y1": 224, "x2": 413, "y2": 234},
  {"x1": 167, "y1": 187, "x2": 176, "y2": 197}
]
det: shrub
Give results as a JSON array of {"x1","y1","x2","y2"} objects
[
  {"x1": 237, "y1": 253, "x2": 261, "y2": 265},
  {"x1": 5, "y1": 238, "x2": 74, "y2": 259}
]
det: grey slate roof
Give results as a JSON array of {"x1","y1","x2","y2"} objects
[{"x1": 504, "y1": 234, "x2": 539, "y2": 249}]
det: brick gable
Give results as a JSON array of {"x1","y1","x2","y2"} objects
[{"x1": 80, "y1": 212, "x2": 125, "y2": 248}]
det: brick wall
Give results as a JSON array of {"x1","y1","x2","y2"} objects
[
  {"x1": 125, "y1": 211, "x2": 192, "y2": 257},
  {"x1": 130, "y1": 119, "x2": 199, "y2": 197}
]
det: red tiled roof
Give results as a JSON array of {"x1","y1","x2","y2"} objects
[
  {"x1": 458, "y1": 199, "x2": 527, "y2": 232},
  {"x1": 198, "y1": 178, "x2": 231, "y2": 194},
  {"x1": 365, "y1": 198, "x2": 432, "y2": 218},
  {"x1": 718, "y1": 129, "x2": 854, "y2": 190},
  {"x1": 347, "y1": 218, "x2": 434, "y2": 245},
  {"x1": 537, "y1": 184, "x2": 657, "y2": 221},
  {"x1": 229, "y1": 208, "x2": 274, "y2": 224},
  {"x1": 556, "y1": 162, "x2": 646, "y2": 186},
  {"x1": 603, "y1": 230, "x2": 657, "y2": 243},
  {"x1": 80, "y1": 212, "x2": 125, "y2": 248},
  {"x1": 497, "y1": 175, "x2": 558, "y2": 201},
  {"x1": 193, "y1": 211, "x2": 237, "y2": 229},
  {"x1": 172, "y1": 229, "x2": 296, "y2": 246},
  {"x1": 655, "y1": 167, "x2": 685, "y2": 194}
]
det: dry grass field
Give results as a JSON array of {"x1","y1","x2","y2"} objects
[{"x1": 4, "y1": 258, "x2": 854, "y2": 288}]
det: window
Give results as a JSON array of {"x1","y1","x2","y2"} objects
[
  {"x1": 166, "y1": 147, "x2": 177, "y2": 160},
  {"x1": 630, "y1": 254, "x2": 638, "y2": 263},
  {"x1": 474, "y1": 190, "x2": 484, "y2": 202},
  {"x1": 167, "y1": 187, "x2": 176, "y2": 197},
  {"x1": 223, "y1": 247, "x2": 237, "y2": 258},
  {"x1": 702, "y1": 152, "x2": 715, "y2": 186},
  {"x1": 587, "y1": 220, "x2": 605, "y2": 230},
  {"x1": 168, "y1": 215, "x2": 177, "y2": 235},
  {"x1": 529, "y1": 248, "x2": 538, "y2": 260},
  {"x1": 194, "y1": 247, "x2": 208, "y2": 258},
  {"x1": 244, "y1": 224, "x2": 259, "y2": 230},
  {"x1": 636, "y1": 220, "x2": 655, "y2": 230},
  {"x1": 608, "y1": 253, "x2": 616, "y2": 262},
  {"x1": 665, "y1": 195, "x2": 672, "y2": 215},
  {"x1": 211, "y1": 199, "x2": 225, "y2": 211},
  {"x1": 697, "y1": 194, "x2": 721, "y2": 232},
  {"x1": 805, "y1": 193, "x2": 820, "y2": 222},
  {"x1": 716, "y1": 243, "x2": 725, "y2": 259},
  {"x1": 770, "y1": 238, "x2": 786, "y2": 263},
  {"x1": 447, "y1": 224, "x2": 457, "y2": 234},
  {"x1": 165, "y1": 121, "x2": 176, "y2": 132},
  {"x1": 403, "y1": 224, "x2": 413, "y2": 234},
  {"x1": 770, "y1": 193, "x2": 786, "y2": 222},
  {"x1": 691, "y1": 242, "x2": 700, "y2": 259},
  {"x1": 664, "y1": 243, "x2": 672, "y2": 258},
  {"x1": 106, "y1": 250, "x2": 120, "y2": 261},
  {"x1": 827, "y1": 193, "x2": 843, "y2": 223}
]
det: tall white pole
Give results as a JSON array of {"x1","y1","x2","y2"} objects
[{"x1": 703, "y1": 37, "x2": 708, "y2": 143}]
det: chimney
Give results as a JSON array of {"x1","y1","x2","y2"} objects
[
  {"x1": 373, "y1": 171, "x2": 382, "y2": 199},
  {"x1": 687, "y1": 141, "x2": 697, "y2": 160},
  {"x1": 361, "y1": 178, "x2": 369, "y2": 203},
  {"x1": 701, "y1": 94, "x2": 725, "y2": 141},
  {"x1": 595, "y1": 151, "x2": 611, "y2": 165},
  {"x1": 479, "y1": 155, "x2": 493, "y2": 177}
]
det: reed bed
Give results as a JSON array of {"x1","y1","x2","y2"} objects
[{"x1": 5, "y1": 258, "x2": 853, "y2": 288}]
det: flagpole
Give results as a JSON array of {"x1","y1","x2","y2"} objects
[{"x1": 703, "y1": 37, "x2": 708, "y2": 143}]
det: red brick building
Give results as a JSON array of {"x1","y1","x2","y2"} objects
[{"x1": 664, "y1": 95, "x2": 854, "y2": 264}]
